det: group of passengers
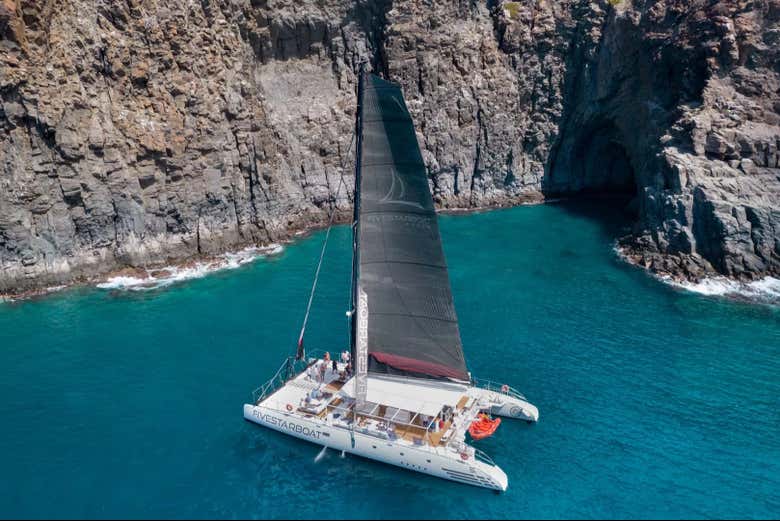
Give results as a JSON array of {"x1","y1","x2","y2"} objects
[{"x1": 306, "y1": 351, "x2": 352, "y2": 383}]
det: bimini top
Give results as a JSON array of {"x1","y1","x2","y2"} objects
[
  {"x1": 353, "y1": 73, "x2": 469, "y2": 383},
  {"x1": 340, "y1": 374, "x2": 468, "y2": 418}
]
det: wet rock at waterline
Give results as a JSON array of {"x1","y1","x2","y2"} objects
[{"x1": 1, "y1": 0, "x2": 778, "y2": 294}]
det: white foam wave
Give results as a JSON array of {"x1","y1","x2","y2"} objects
[
  {"x1": 614, "y1": 243, "x2": 780, "y2": 306},
  {"x1": 665, "y1": 275, "x2": 780, "y2": 305},
  {"x1": 97, "y1": 244, "x2": 283, "y2": 291}
]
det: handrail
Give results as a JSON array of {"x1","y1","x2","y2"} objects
[
  {"x1": 252, "y1": 349, "x2": 353, "y2": 405},
  {"x1": 304, "y1": 349, "x2": 350, "y2": 367},
  {"x1": 473, "y1": 447, "x2": 496, "y2": 467},
  {"x1": 472, "y1": 377, "x2": 527, "y2": 401},
  {"x1": 251, "y1": 356, "x2": 298, "y2": 404},
  {"x1": 251, "y1": 349, "x2": 349, "y2": 404}
]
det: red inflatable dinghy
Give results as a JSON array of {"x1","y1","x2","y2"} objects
[{"x1": 468, "y1": 413, "x2": 501, "y2": 440}]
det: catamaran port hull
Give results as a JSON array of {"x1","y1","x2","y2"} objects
[
  {"x1": 243, "y1": 403, "x2": 509, "y2": 491},
  {"x1": 470, "y1": 387, "x2": 540, "y2": 423},
  {"x1": 490, "y1": 398, "x2": 539, "y2": 422}
]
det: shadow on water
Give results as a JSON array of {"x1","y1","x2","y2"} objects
[{"x1": 548, "y1": 196, "x2": 635, "y2": 240}]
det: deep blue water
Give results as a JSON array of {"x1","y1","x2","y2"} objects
[{"x1": 1, "y1": 202, "x2": 779, "y2": 519}]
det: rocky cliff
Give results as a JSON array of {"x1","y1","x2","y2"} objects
[{"x1": 1, "y1": 0, "x2": 778, "y2": 294}]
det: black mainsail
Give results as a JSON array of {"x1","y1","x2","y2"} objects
[{"x1": 350, "y1": 71, "x2": 469, "y2": 384}]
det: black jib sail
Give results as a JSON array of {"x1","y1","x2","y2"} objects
[{"x1": 351, "y1": 71, "x2": 469, "y2": 383}]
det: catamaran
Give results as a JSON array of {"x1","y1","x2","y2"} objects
[{"x1": 244, "y1": 68, "x2": 539, "y2": 491}]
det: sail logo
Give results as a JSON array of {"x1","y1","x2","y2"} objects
[
  {"x1": 379, "y1": 168, "x2": 425, "y2": 211},
  {"x1": 364, "y1": 213, "x2": 433, "y2": 233},
  {"x1": 254, "y1": 410, "x2": 323, "y2": 439},
  {"x1": 391, "y1": 94, "x2": 411, "y2": 119},
  {"x1": 356, "y1": 288, "x2": 369, "y2": 407}
]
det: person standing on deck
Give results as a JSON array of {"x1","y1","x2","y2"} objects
[{"x1": 318, "y1": 359, "x2": 327, "y2": 382}]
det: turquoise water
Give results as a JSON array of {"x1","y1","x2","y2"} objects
[{"x1": 2, "y1": 202, "x2": 779, "y2": 519}]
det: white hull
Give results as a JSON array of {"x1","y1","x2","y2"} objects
[
  {"x1": 243, "y1": 403, "x2": 508, "y2": 491},
  {"x1": 244, "y1": 357, "x2": 539, "y2": 491},
  {"x1": 470, "y1": 387, "x2": 540, "y2": 423}
]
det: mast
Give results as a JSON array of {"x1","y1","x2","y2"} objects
[{"x1": 349, "y1": 63, "x2": 365, "y2": 368}]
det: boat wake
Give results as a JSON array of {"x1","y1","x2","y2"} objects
[
  {"x1": 663, "y1": 275, "x2": 780, "y2": 306},
  {"x1": 96, "y1": 244, "x2": 283, "y2": 292},
  {"x1": 314, "y1": 445, "x2": 328, "y2": 463}
]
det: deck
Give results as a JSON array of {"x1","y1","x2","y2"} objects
[{"x1": 262, "y1": 357, "x2": 477, "y2": 449}]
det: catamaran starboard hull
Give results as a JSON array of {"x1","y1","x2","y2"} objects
[{"x1": 244, "y1": 403, "x2": 508, "y2": 491}]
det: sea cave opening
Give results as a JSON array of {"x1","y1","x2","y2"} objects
[
  {"x1": 557, "y1": 119, "x2": 639, "y2": 199},
  {"x1": 544, "y1": 120, "x2": 641, "y2": 237},
  {"x1": 572, "y1": 122, "x2": 637, "y2": 199}
]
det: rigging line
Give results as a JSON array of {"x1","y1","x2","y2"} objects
[
  {"x1": 297, "y1": 130, "x2": 356, "y2": 359},
  {"x1": 296, "y1": 174, "x2": 344, "y2": 356}
]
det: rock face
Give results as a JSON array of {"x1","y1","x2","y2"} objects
[{"x1": 1, "y1": 0, "x2": 778, "y2": 293}]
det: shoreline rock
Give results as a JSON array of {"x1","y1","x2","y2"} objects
[
  {"x1": 0, "y1": 192, "x2": 768, "y2": 303},
  {"x1": 0, "y1": 193, "x2": 545, "y2": 300}
]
